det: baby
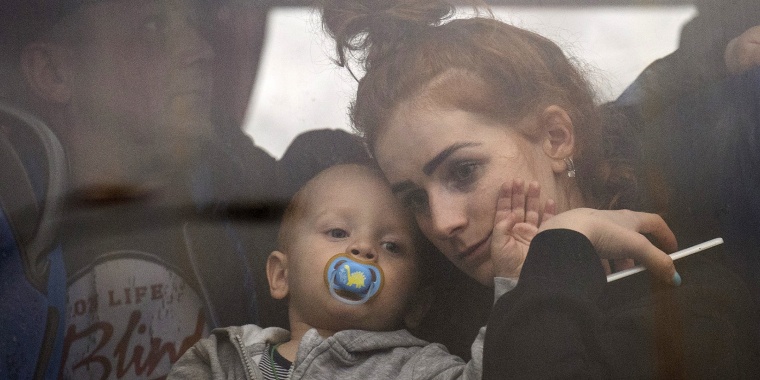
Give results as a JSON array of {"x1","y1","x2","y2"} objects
[{"x1": 169, "y1": 163, "x2": 513, "y2": 379}]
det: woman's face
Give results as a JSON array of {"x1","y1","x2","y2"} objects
[{"x1": 374, "y1": 100, "x2": 563, "y2": 285}]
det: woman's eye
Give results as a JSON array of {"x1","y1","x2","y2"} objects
[
  {"x1": 452, "y1": 162, "x2": 477, "y2": 182},
  {"x1": 327, "y1": 228, "x2": 348, "y2": 239},
  {"x1": 381, "y1": 242, "x2": 402, "y2": 254},
  {"x1": 445, "y1": 161, "x2": 481, "y2": 190}
]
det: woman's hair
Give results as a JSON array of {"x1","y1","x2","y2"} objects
[{"x1": 321, "y1": 0, "x2": 642, "y2": 210}]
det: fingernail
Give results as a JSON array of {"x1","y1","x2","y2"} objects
[{"x1": 672, "y1": 271, "x2": 682, "y2": 287}]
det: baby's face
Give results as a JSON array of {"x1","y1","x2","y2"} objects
[{"x1": 285, "y1": 164, "x2": 420, "y2": 332}]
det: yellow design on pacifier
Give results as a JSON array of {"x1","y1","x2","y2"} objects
[{"x1": 324, "y1": 253, "x2": 384, "y2": 305}]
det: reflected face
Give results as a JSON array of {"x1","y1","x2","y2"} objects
[
  {"x1": 63, "y1": 0, "x2": 214, "y2": 183},
  {"x1": 210, "y1": 2, "x2": 268, "y2": 128},
  {"x1": 375, "y1": 101, "x2": 558, "y2": 286},
  {"x1": 284, "y1": 165, "x2": 419, "y2": 332}
]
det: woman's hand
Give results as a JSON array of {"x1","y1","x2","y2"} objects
[
  {"x1": 490, "y1": 181, "x2": 679, "y2": 285},
  {"x1": 538, "y1": 208, "x2": 680, "y2": 285},
  {"x1": 490, "y1": 179, "x2": 555, "y2": 278}
]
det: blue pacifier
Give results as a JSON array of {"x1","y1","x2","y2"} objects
[{"x1": 324, "y1": 253, "x2": 384, "y2": 305}]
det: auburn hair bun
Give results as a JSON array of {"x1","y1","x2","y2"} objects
[{"x1": 320, "y1": 0, "x2": 455, "y2": 67}]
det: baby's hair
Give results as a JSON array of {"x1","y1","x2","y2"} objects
[
  {"x1": 277, "y1": 162, "x2": 384, "y2": 253},
  {"x1": 276, "y1": 182, "x2": 310, "y2": 254},
  {"x1": 321, "y1": 0, "x2": 642, "y2": 211}
]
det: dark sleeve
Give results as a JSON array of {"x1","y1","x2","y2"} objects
[
  {"x1": 482, "y1": 229, "x2": 608, "y2": 379},
  {"x1": 483, "y1": 229, "x2": 760, "y2": 379},
  {"x1": 612, "y1": 1, "x2": 760, "y2": 124}
]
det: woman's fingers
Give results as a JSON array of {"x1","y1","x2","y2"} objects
[
  {"x1": 611, "y1": 258, "x2": 635, "y2": 272},
  {"x1": 601, "y1": 259, "x2": 612, "y2": 275},
  {"x1": 607, "y1": 212, "x2": 679, "y2": 285},
  {"x1": 539, "y1": 208, "x2": 680, "y2": 286},
  {"x1": 623, "y1": 231, "x2": 678, "y2": 285},
  {"x1": 644, "y1": 246, "x2": 678, "y2": 285},
  {"x1": 620, "y1": 211, "x2": 679, "y2": 283},
  {"x1": 634, "y1": 212, "x2": 678, "y2": 254}
]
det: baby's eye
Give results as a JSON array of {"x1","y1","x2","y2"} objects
[
  {"x1": 327, "y1": 228, "x2": 348, "y2": 239},
  {"x1": 381, "y1": 241, "x2": 402, "y2": 254}
]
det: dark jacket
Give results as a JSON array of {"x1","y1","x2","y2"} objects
[{"x1": 483, "y1": 229, "x2": 760, "y2": 379}]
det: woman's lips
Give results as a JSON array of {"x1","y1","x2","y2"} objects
[{"x1": 457, "y1": 233, "x2": 491, "y2": 262}]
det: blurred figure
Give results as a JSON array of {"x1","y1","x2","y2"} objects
[
  {"x1": 614, "y1": 0, "x2": 760, "y2": 121},
  {"x1": 610, "y1": 0, "x2": 760, "y2": 307},
  {"x1": 724, "y1": 25, "x2": 760, "y2": 76},
  {"x1": 1, "y1": 0, "x2": 278, "y2": 378},
  {"x1": 210, "y1": 0, "x2": 277, "y2": 202},
  {"x1": 206, "y1": 2, "x2": 380, "y2": 334},
  {"x1": 609, "y1": 0, "x2": 760, "y2": 245},
  {"x1": 22, "y1": 0, "x2": 216, "y2": 198}
]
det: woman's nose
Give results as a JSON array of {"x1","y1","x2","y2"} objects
[
  {"x1": 428, "y1": 191, "x2": 467, "y2": 239},
  {"x1": 348, "y1": 241, "x2": 377, "y2": 262}
]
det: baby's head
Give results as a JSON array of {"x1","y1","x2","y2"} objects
[{"x1": 267, "y1": 163, "x2": 428, "y2": 333}]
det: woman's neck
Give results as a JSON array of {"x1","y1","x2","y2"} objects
[{"x1": 554, "y1": 177, "x2": 587, "y2": 213}]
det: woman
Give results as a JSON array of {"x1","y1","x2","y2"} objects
[{"x1": 320, "y1": 0, "x2": 759, "y2": 377}]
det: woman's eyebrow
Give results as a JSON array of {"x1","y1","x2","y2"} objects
[{"x1": 422, "y1": 142, "x2": 480, "y2": 175}]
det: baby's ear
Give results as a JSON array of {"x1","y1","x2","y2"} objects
[
  {"x1": 403, "y1": 285, "x2": 436, "y2": 331},
  {"x1": 267, "y1": 251, "x2": 289, "y2": 300}
]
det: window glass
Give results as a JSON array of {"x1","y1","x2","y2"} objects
[{"x1": 247, "y1": 5, "x2": 696, "y2": 158}]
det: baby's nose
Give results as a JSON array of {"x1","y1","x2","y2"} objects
[{"x1": 349, "y1": 244, "x2": 376, "y2": 261}]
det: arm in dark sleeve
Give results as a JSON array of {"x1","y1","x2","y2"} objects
[
  {"x1": 612, "y1": 1, "x2": 760, "y2": 124},
  {"x1": 482, "y1": 229, "x2": 608, "y2": 379},
  {"x1": 483, "y1": 228, "x2": 760, "y2": 379}
]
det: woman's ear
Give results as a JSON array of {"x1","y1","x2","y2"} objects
[
  {"x1": 267, "y1": 251, "x2": 289, "y2": 300},
  {"x1": 20, "y1": 42, "x2": 72, "y2": 104},
  {"x1": 539, "y1": 105, "x2": 576, "y2": 174}
]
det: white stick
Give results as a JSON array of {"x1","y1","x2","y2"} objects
[{"x1": 607, "y1": 237, "x2": 724, "y2": 282}]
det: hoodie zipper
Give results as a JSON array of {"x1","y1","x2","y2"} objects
[{"x1": 234, "y1": 334, "x2": 258, "y2": 380}]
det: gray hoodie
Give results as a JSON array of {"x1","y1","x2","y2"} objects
[{"x1": 168, "y1": 278, "x2": 515, "y2": 380}]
